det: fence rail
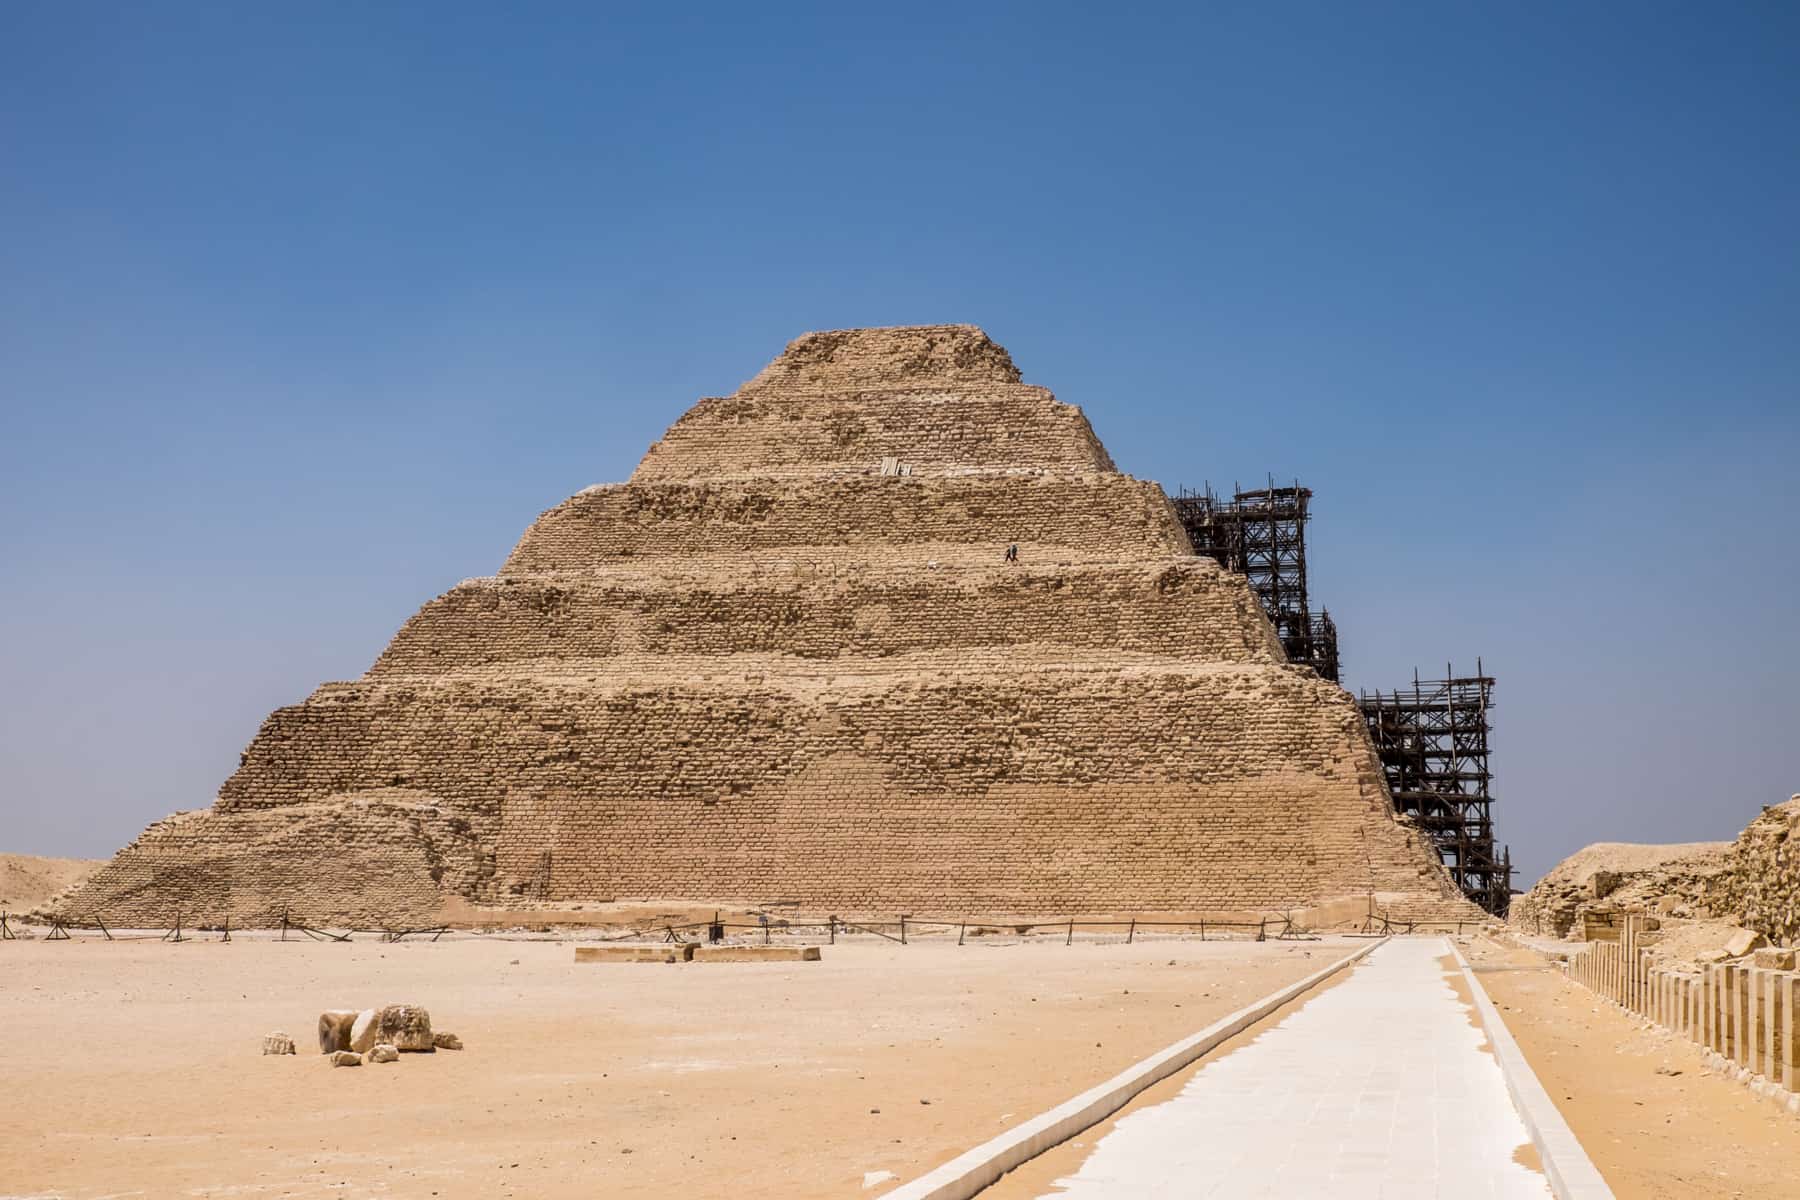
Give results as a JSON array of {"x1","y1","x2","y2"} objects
[{"x1": 2, "y1": 905, "x2": 1484, "y2": 945}]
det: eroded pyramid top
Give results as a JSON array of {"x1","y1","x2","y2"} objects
[
  {"x1": 633, "y1": 323, "x2": 1113, "y2": 481},
  {"x1": 739, "y1": 324, "x2": 1023, "y2": 395}
]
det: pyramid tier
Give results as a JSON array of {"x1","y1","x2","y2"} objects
[
  {"x1": 735, "y1": 324, "x2": 1025, "y2": 395},
  {"x1": 503, "y1": 475, "x2": 1188, "y2": 573},
  {"x1": 632, "y1": 384, "x2": 1116, "y2": 481},
  {"x1": 54, "y1": 661, "x2": 1459, "y2": 923},
  {"x1": 370, "y1": 560, "x2": 1282, "y2": 676}
]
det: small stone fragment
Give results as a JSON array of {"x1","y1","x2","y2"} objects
[
  {"x1": 262, "y1": 1032, "x2": 297, "y2": 1056},
  {"x1": 327, "y1": 1051, "x2": 362, "y2": 1067},
  {"x1": 1724, "y1": 928, "x2": 1765, "y2": 958},
  {"x1": 317, "y1": 1010, "x2": 357, "y2": 1054},
  {"x1": 368, "y1": 1043, "x2": 399, "y2": 1063},
  {"x1": 348, "y1": 1008, "x2": 379, "y2": 1054},
  {"x1": 432, "y1": 1032, "x2": 463, "y2": 1050}
]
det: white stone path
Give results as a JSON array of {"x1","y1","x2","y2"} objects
[{"x1": 1034, "y1": 938, "x2": 1553, "y2": 1199}]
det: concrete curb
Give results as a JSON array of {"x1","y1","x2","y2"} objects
[
  {"x1": 880, "y1": 937, "x2": 1385, "y2": 1200},
  {"x1": 1449, "y1": 941, "x2": 1615, "y2": 1200}
]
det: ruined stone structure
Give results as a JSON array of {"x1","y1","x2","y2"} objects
[
  {"x1": 65, "y1": 326, "x2": 1473, "y2": 927},
  {"x1": 1518, "y1": 796, "x2": 1800, "y2": 946}
]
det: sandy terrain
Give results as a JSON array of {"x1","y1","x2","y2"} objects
[
  {"x1": 1464, "y1": 934, "x2": 1800, "y2": 1198},
  {"x1": 0, "y1": 854, "x2": 102, "y2": 912},
  {"x1": 0, "y1": 929, "x2": 1341, "y2": 1199}
]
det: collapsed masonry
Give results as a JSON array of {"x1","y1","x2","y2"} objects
[
  {"x1": 64, "y1": 325, "x2": 1476, "y2": 928},
  {"x1": 1513, "y1": 795, "x2": 1800, "y2": 948}
]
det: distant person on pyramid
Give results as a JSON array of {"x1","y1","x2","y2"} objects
[{"x1": 1005, "y1": 543, "x2": 1018, "y2": 564}]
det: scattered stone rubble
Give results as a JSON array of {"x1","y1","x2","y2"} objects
[
  {"x1": 308, "y1": 1003, "x2": 459, "y2": 1066},
  {"x1": 65, "y1": 324, "x2": 1476, "y2": 928}
]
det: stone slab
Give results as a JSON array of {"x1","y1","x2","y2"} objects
[
  {"x1": 574, "y1": 944, "x2": 694, "y2": 963},
  {"x1": 689, "y1": 944, "x2": 821, "y2": 962}
]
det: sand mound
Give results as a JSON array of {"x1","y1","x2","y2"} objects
[
  {"x1": 0, "y1": 854, "x2": 104, "y2": 912},
  {"x1": 1536, "y1": 841, "x2": 1732, "y2": 886}
]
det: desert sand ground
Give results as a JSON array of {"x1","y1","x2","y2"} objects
[
  {"x1": 0, "y1": 928, "x2": 1342, "y2": 1199},
  {"x1": 1464, "y1": 934, "x2": 1800, "y2": 1198},
  {"x1": 0, "y1": 854, "x2": 102, "y2": 912}
]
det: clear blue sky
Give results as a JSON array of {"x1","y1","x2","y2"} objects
[{"x1": 3, "y1": 3, "x2": 1795, "y2": 885}]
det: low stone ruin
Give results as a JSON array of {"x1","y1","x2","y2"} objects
[
  {"x1": 1514, "y1": 795, "x2": 1800, "y2": 964},
  {"x1": 1509, "y1": 841, "x2": 1729, "y2": 938}
]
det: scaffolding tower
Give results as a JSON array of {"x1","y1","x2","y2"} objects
[
  {"x1": 1171, "y1": 481, "x2": 1340, "y2": 683},
  {"x1": 1358, "y1": 665, "x2": 1513, "y2": 915}
]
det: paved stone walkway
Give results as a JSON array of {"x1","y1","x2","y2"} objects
[{"x1": 1035, "y1": 938, "x2": 1553, "y2": 1199}]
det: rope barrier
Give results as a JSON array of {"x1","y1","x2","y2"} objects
[{"x1": 4, "y1": 907, "x2": 1473, "y2": 944}]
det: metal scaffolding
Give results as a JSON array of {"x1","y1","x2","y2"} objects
[
  {"x1": 1172, "y1": 480, "x2": 1340, "y2": 683},
  {"x1": 1358, "y1": 664, "x2": 1513, "y2": 916}
]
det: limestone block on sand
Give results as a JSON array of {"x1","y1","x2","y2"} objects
[
  {"x1": 367, "y1": 1043, "x2": 399, "y2": 1063},
  {"x1": 351, "y1": 1004, "x2": 434, "y2": 1053},
  {"x1": 1725, "y1": 928, "x2": 1766, "y2": 958},
  {"x1": 574, "y1": 944, "x2": 694, "y2": 963},
  {"x1": 261, "y1": 1032, "x2": 296, "y2": 1056},
  {"x1": 318, "y1": 1010, "x2": 357, "y2": 1054},
  {"x1": 1751, "y1": 947, "x2": 1796, "y2": 970},
  {"x1": 432, "y1": 1032, "x2": 463, "y2": 1050},
  {"x1": 327, "y1": 1051, "x2": 362, "y2": 1067},
  {"x1": 689, "y1": 944, "x2": 821, "y2": 962}
]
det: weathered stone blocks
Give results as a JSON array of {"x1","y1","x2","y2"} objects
[{"x1": 63, "y1": 325, "x2": 1473, "y2": 928}]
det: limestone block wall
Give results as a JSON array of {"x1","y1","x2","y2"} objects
[
  {"x1": 737, "y1": 325, "x2": 1023, "y2": 395},
  {"x1": 114, "y1": 663, "x2": 1455, "y2": 919},
  {"x1": 369, "y1": 561, "x2": 1283, "y2": 675},
  {"x1": 1709, "y1": 797, "x2": 1800, "y2": 945},
  {"x1": 502, "y1": 476, "x2": 1191, "y2": 573},
  {"x1": 633, "y1": 386, "x2": 1117, "y2": 481}
]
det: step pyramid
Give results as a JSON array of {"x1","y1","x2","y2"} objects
[{"x1": 65, "y1": 326, "x2": 1473, "y2": 927}]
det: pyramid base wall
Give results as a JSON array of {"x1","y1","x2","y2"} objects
[{"x1": 63, "y1": 668, "x2": 1478, "y2": 928}]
